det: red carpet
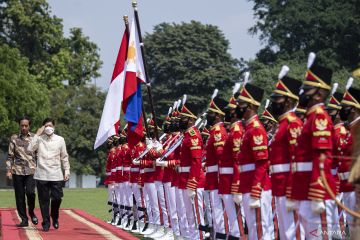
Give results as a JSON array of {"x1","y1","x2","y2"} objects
[{"x1": 0, "y1": 208, "x2": 138, "y2": 240}]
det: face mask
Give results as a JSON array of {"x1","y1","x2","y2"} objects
[
  {"x1": 149, "y1": 131, "x2": 155, "y2": 139},
  {"x1": 298, "y1": 89, "x2": 316, "y2": 108},
  {"x1": 120, "y1": 137, "x2": 126, "y2": 144},
  {"x1": 339, "y1": 107, "x2": 352, "y2": 121},
  {"x1": 328, "y1": 112, "x2": 338, "y2": 122},
  {"x1": 206, "y1": 114, "x2": 216, "y2": 126},
  {"x1": 44, "y1": 126, "x2": 54, "y2": 136},
  {"x1": 270, "y1": 101, "x2": 285, "y2": 116},
  {"x1": 224, "y1": 110, "x2": 235, "y2": 123},
  {"x1": 179, "y1": 119, "x2": 189, "y2": 130},
  {"x1": 169, "y1": 121, "x2": 179, "y2": 132},
  {"x1": 235, "y1": 105, "x2": 248, "y2": 119}
]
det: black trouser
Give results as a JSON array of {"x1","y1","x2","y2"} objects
[
  {"x1": 36, "y1": 180, "x2": 64, "y2": 226},
  {"x1": 12, "y1": 174, "x2": 36, "y2": 222}
]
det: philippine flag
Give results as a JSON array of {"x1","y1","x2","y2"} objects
[
  {"x1": 122, "y1": 17, "x2": 146, "y2": 147},
  {"x1": 94, "y1": 29, "x2": 128, "y2": 150}
]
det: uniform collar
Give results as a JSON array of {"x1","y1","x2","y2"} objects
[
  {"x1": 245, "y1": 115, "x2": 258, "y2": 126},
  {"x1": 334, "y1": 122, "x2": 344, "y2": 129},
  {"x1": 278, "y1": 110, "x2": 294, "y2": 122},
  {"x1": 19, "y1": 132, "x2": 31, "y2": 138},
  {"x1": 230, "y1": 120, "x2": 241, "y2": 129},
  {"x1": 306, "y1": 103, "x2": 325, "y2": 116}
]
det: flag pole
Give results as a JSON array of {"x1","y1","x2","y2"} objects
[
  {"x1": 131, "y1": 0, "x2": 160, "y2": 140},
  {"x1": 123, "y1": 15, "x2": 150, "y2": 137}
]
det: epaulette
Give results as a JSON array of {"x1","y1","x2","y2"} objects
[
  {"x1": 253, "y1": 120, "x2": 260, "y2": 128},
  {"x1": 340, "y1": 126, "x2": 346, "y2": 135},
  {"x1": 315, "y1": 107, "x2": 324, "y2": 114},
  {"x1": 287, "y1": 115, "x2": 296, "y2": 122},
  {"x1": 233, "y1": 124, "x2": 240, "y2": 131},
  {"x1": 188, "y1": 128, "x2": 196, "y2": 137}
]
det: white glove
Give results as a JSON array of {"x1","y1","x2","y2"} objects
[
  {"x1": 233, "y1": 194, "x2": 242, "y2": 205},
  {"x1": 249, "y1": 197, "x2": 261, "y2": 208},
  {"x1": 311, "y1": 200, "x2": 326, "y2": 214},
  {"x1": 187, "y1": 189, "x2": 196, "y2": 202},
  {"x1": 155, "y1": 158, "x2": 167, "y2": 167},
  {"x1": 154, "y1": 140, "x2": 163, "y2": 151},
  {"x1": 132, "y1": 159, "x2": 140, "y2": 165},
  {"x1": 285, "y1": 199, "x2": 298, "y2": 212}
]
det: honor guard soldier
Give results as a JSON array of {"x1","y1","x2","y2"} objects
[
  {"x1": 340, "y1": 81, "x2": 360, "y2": 233},
  {"x1": 204, "y1": 89, "x2": 228, "y2": 240},
  {"x1": 291, "y1": 52, "x2": 338, "y2": 238},
  {"x1": 269, "y1": 66, "x2": 304, "y2": 239},
  {"x1": 178, "y1": 95, "x2": 205, "y2": 239},
  {"x1": 219, "y1": 83, "x2": 246, "y2": 239},
  {"x1": 235, "y1": 77, "x2": 273, "y2": 240}
]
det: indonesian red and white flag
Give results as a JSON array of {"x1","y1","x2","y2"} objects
[{"x1": 94, "y1": 30, "x2": 128, "y2": 149}]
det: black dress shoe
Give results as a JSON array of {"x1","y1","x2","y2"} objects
[
  {"x1": 42, "y1": 223, "x2": 50, "y2": 232},
  {"x1": 16, "y1": 220, "x2": 29, "y2": 227},
  {"x1": 30, "y1": 215, "x2": 38, "y2": 225},
  {"x1": 53, "y1": 219, "x2": 59, "y2": 229}
]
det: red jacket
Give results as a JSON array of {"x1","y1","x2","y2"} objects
[
  {"x1": 269, "y1": 111, "x2": 302, "y2": 197},
  {"x1": 121, "y1": 143, "x2": 131, "y2": 182},
  {"x1": 130, "y1": 141, "x2": 145, "y2": 184},
  {"x1": 205, "y1": 122, "x2": 227, "y2": 190},
  {"x1": 219, "y1": 121, "x2": 244, "y2": 194},
  {"x1": 114, "y1": 146, "x2": 123, "y2": 183},
  {"x1": 291, "y1": 104, "x2": 336, "y2": 200},
  {"x1": 338, "y1": 127, "x2": 354, "y2": 192},
  {"x1": 162, "y1": 133, "x2": 178, "y2": 183},
  {"x1": 179, "y1": 126, "x2": 203, "y2": 190},
  {"x1": 237, "y1": 115, "x2": 271, "y2": 198},
  {"x1": 104, "y1": 149, "x2": 116, "y2": 185}
]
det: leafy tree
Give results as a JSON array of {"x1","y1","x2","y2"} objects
[
  {"x1": 65, "y1": 28, "x2": 102, "y2": 86},
  {"x1": 0, "y1": 0, "x2": 102, "y2": 88},
  {"x1": 143, "y1": 21, "x2": 241, "y2": 120},
  {"x1": 249, "y1": 0, "x2": 360, "y2": 70},
  {"x1": 0, "y1": 43, "x2": 50, "y2": 150},
  {"x1": 49, "y1": 85, "x2": 107, "y2": 175}
]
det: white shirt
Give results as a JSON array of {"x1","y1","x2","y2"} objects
[{"x1": 29, "y1": 134, "x2": 70, "y2": 181}]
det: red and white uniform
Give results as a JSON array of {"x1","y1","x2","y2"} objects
[
  {"x1": 179, "y1": 126, "x2": 204, "y2": 239},
  {"x1": 269, "y1": 111, "x2": 303, "y2": 240},
  {"x1": 291, "y1": 103, "x2": 338, "y2": 239},
  {"x1": 219, "y1": 121, "x2": 245, "y2": 238},
  {"x1": 237, "y1": 115, "x2": 273, "y2": 240},
  {"x1": 105, "y1": 148, "x2": 117, "y2": 204},
  {"x1": 337, "y1": 125, "x2": 355, "y2": 225}
]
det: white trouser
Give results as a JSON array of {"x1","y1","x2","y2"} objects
[
  {"x1": 175, "y1": 187, "x2": 189, "y2": 237},
  {"x1": 196, "y1": 188, "x2": 206, "y2": 228},
  {"x1": 209, "y1": 189, "x2": 226, "y2": 235},
  {"x1": 131, "y1": 183, "x2": 145, "y2": 222},
  {"x1": 115, "y1": 183, "x2": 123, "y2": 207},
  {"x1": 243, "y1": 190, "x2": 273, "y2": 240},
  {"x1": 203, "y1": 190, "x2": 212, "y2": 227},
  {"x1": 155, "y1": 181, "x2": 169, "y2": 227},
  {"x1": 298, "y1": 200, "x2": 343, "y2": 239},
  {"x1": 144, "y1": 189, "x2": 153, "y2": 223},
  {"x1": 181, "y1": 189, "x2": 200, "y2": 239},
  {"x1": 275, "y1": 196, "x2": 304, "y2": 240},
  {"x1": 107, "y1": 183, "x2": 115, "y2": 203},
  {"x1": 222, "y1": 194, "x2": 241, "y2": 237},
  {"x1": 143, "y1": 182, "x2": 160, "y2": 225},
  {"x1": 164, "y1": 182, "x2": 180, "y2": 235},
  {"x1": 342, "y1": 191, "x2": 356, "y2": 226}
]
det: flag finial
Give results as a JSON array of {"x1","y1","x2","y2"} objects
[
  {"x1": 132, "y1": 0, "x2": 137, "y2": 9},
  {"x1": 123, "y1": 15, "x2": 129, "y2": 24}
]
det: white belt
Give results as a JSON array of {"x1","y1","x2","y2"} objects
[
  {"x1": 178, "y1": 166, "x2": 190, "y2": 173},
  {"x1": 131, "y1": 168, "x2": 140, "y2": 172},
  {"x1": 123, "y1": 167, "x2": 131, "y2": 171},
  {"x1": 111, "y1": 168, "x2": 117, "y2": 173},
  {"x1": 339, "y1": 172, "x2": 350, "y2": 180},
  {"x1": 143, "y1": 168, "x2": 155, "y2": 173},
  {"x1": 239, "y1": 164, "x2": 255, "y2": 172},
  {"x1": 331, "y1": 168, "x2": 338, "y2": 176},
  {"x1": 270, "y1": 163, "x2": 290, "y2": 174},
  {"x1": 206, "y1": 165, "x2": 219, "y2": 173},
  {"x1": 292, "y1": 162, "x2": 313, "y2": 172},
  {"x1": 140, "y1": 169, "x2": 145, "y2": 174},
  {"x1": 219, "y1": 167, "x2": 233, "y2": 174},
  {"x1": 106, "y1": 172, "x2": 111, "y2": 176},
  {"x1": 116, "y1": 166, "x2": 123, "y2": 171}
]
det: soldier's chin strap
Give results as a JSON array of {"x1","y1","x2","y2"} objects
[{"x1": 319, "y1": 154, "x2": 360, "y2": 218}]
